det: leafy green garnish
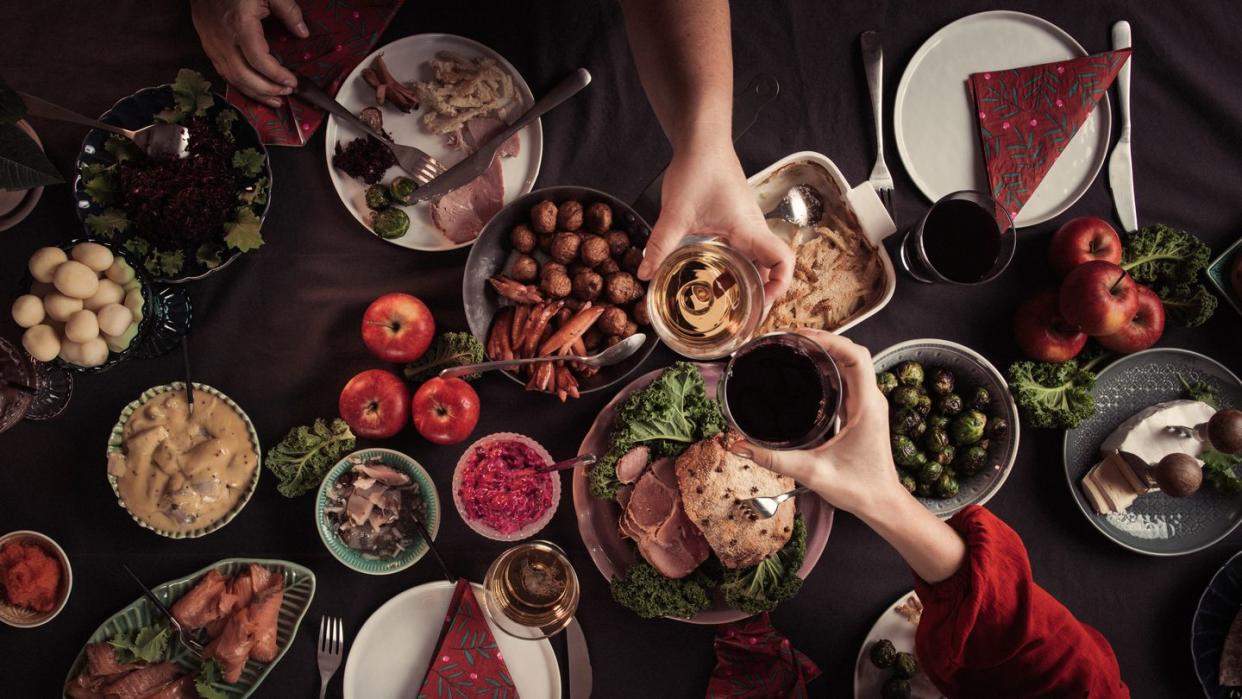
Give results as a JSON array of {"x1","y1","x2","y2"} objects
[
  {"x1": 239, "y1": 177, "x2": 269, "y2": 207},
  {"x1": 720, "y1": 514, "x2": 807, "y2": 614},
  {"x1": 1204, "y1": 447, "x2": 1242, "y2": 495},
  {"x1": 266, "y1": 418, "x2": 356, "y2": 497},
  {"x1": 215, "y1": 109, "x2": 238, "y2": 134},
  {"x1": 104, "y1": 134, "x2": 141, "y2": 162},
  {"x1": 1007, "y1": 353, "x2": 1108, "y2": 430},
  {"x1": 1122, "y1": 224, "x2": 1217, "y2": 327},
  {"x1": 196, "y1": 243, "x2": 224, "y2": 269},
  {"x1": 1180, "y1": 373, "x2": 1220, "y2": 408},
  {"x1": 231, "y1": 148, "x2": 265, "y2": 178},
  {"x1": 610, "y1": 560, "x2": 715, "y2": 619},
  {"x1": 85, "y1": 208, "x2": 129, "y2": 238},
  {"x1": 82, "y1": 168, "x2": 119, "y2": 205},
  {"x1": 146, "y1": 249, "x2": 185, "y2": 277},
  {"x1": 171, "y1": 68, "x2": 214, "y2": 119},
  {"x1": 404, "y1": 332, "x2": 485, "y2": 383},
  {"x1": 1153, "y1": 281, "x2": 1218, "y2": 328},
  {"x1": 223, "y1": 207, "x2": 264, "y2": 252},
  {"x1": 195, "y1": 659, "x2": 231, "y2": 699},
  {"x1": 123, "y1": 237, "x2": 151, "y2": 259},
  {"x1": 108, "y1": 622, "x2": 170, "y2": 664}
]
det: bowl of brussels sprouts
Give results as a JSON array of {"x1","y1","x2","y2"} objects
[{"x1": 873, "y1": 339, "x2": 1020, "y2": 518}]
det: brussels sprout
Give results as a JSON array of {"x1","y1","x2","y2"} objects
[
  {"x1": 976, "y1": 438, "x2": 991, "y2": 452},
  {"x1": 909, "y1": 417, "x2": 927, "y2": 440},
  {"x1": 924, "y1": 427, "x2": 950, "y2": 453},
  {"x1": 969, "y1": 386, "x2": 992, "y2": 411},
  {"x1": 365, "y1": 184, "x2": 391, "y2": 210},
  {"x1": 934, "y1": 472, "x2": 960, "y2": 498},
  {"x1": 934, "y1": 444, "x2": 956, "y2": 466},
  {"x1": 986, "y1": 415, "x2": 1009, "y2": 439},
  {"x1": 371, "y1": 208, "x2": 410, "y2": 239},
  {"x1": 891, "y1": 408, "x2": 924, "y2": 437},
  {"x1": 915, "y1": 482, "x2": 933, "y2": 498},
  {"x1": 388, "y1": 175, "x2": 418, "y2": 205},
  {"x1": 893, "y1": 651, "x2": 918, "y2": 679},
  {"x1": 896, "y1": 361, "x2": 925, "y2": 386},
  {"x1": 869, "y1": 639, "x2": 897, "y2": 668},
  {"x1": 890, "y1": 385, "x2": 921, "y2": 409},
  {"x1": 944, "y1": 466, "x2": 958, "y2": 479},
  {"x1": 929, "y1": 367, "x2": 956, "y2": 396},
  {"x1": 882, "y1": 677, "x2": 912, "y2": 699},
  {"x1": 955, "y1": 445, "x2": 988, "y2": 475},
  {"x1": 937, "y1": 393, "x2": 964, "y2": 416},
  {"x1": 928, "y1": 414, "x2": 950, "y2": 431},
  {"x1": 951, "y1": 410, "x2": 987, "y2": 445},
  {"x1": 877, "y1": 371, "x2": 899, "y2": 396},
  {"x1": 899, "y1": 472, "x2": 918, "y2": 494},
  {"x1": 917, "y1": 459, "x2": 943, "y2": 485},
  {"x1": 891, "y1": 434, "x2": 920, "y2": 466},
  {"x1": 914, "y1": 394, "x2": 933, "y2": 417}
]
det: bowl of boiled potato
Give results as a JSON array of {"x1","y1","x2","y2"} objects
[{"x1": 12, "y1": 241, "x2": 185, "y2": 372}]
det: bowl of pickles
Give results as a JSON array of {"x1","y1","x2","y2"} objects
[{"x1": 873, "y1": 339, "x2": 1020, "y2": 518}]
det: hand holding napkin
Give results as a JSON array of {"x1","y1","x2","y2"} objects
[
  {"x1": 417, "y1": 579, "x2": 519, "y2": 699},
  {"x1": 706, "y1": 612, "x2": 820, "y2": 698}
]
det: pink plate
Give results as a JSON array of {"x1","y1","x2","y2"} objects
[{"x1": 572, "y1": 362, "x2": 834, "y2": 624}]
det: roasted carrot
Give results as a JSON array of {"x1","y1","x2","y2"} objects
[{"x1": 539, "y1": 304, "x2": 605, "y2": 356}]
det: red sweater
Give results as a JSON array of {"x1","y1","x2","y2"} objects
[{"x1": 914, "y1": 506, "x2": 1129, "y2": 698}]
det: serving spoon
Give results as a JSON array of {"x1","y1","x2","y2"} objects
[
  {"x1": 439, "y1": 333, "x2": 647, "y2": 379},
  {"x1": 19, "y1": 92, "x2": 189, "y2": 159},
  {"x1": 763, "y1": 184, "x2": 824, "y2": 227}
]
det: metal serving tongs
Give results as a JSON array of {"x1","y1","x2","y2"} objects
[{"x1": 121, "y1": 564, "x2": 206, "y2": 655}]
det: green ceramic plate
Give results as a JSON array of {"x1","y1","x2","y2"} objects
[
  {"x1": 1207, "y1": 235, "x2": 1242, "y2": 317},
  {"x1": 316, "y1": 448, "x2": 441, "y2": 575},
  {"x1": 62, "y1": 558, "x2": 315, "y2": 698},
  {"x1": 106, "y1": 383, "x2": 261, "y2": 539}
]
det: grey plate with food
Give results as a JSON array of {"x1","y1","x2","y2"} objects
[{"x1": 1063, "y1": 348, "x2": 1242, "y2": 556}]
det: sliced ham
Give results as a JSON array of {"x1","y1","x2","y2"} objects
[
  {"x1": 615, "y1": 446, "x2": 650, "y2": 484},
  {"x1": 464, "y1": 116, "x2": 520, "y2": 158},
  {"x1": 618, "y1": 465, "x2": 710, "y2": 579},
  {"x1": 430, "y1": 156, "x2": 505, "y2": 244},
  {"x1": 101, "y1": 662, "x2": 181, "y2": 699}
]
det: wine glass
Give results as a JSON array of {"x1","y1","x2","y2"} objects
[
  {"x1": 899, "y1": 190, "x2": 1016, "y2": 284},
  {"x1": 0, "y1": 337, "x2": 72, "y2": 430},
  {"x1": 481, "y1": 540, "x2": 579, "y2": 640}
]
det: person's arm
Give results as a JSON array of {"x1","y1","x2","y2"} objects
[
  {"x1": 190, "y1": 0, "x2": 309, "y2": 108},
  {"x1": 618, "y1": 0, "x2": 793, "y2": 302}
]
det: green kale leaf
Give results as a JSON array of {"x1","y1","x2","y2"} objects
[
  {"x1": 1007, "y1": 355, "x2": 1106, "y2": 430},
  {"x1": 231, "y1": 147, "x2": 265, "y2": 178},
  {"x1": 720, "y1": 513, "x2": 807, "y2": 614},
  {"x1": 266, "y1": 418, "x2": 356, "y2": 497},
  {"x1": 610, "y1": 561, "x2": 714, "y2": 619},
  {"x1": 1203, "y1": 447, "x2": 1242, "y2": 495},
  {"x1": 171, "y1": 68, "x2": 214, "y2": 118},
  {"x1": 196, "y1": 242, "x2": 224, "y2": 269},
  {"x1": 403, "y1": 332, "x2": 485, "y2": 383},
  {"x1": 223, "y1": 207, "x2": 264, "y2": 252},
  {"x1": 85, "y1": 208, "x2": 129, "y2": 238},
  {"x1": 146, "y1": 249, "x2": 185, "y2": 277}
]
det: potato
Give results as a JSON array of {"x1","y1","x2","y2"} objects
[
  {"x1": 22, "y1": 324, "x2": 60, "y2": 362},
  {"x1": 84, "y1": 278, "x2": 125, "y2": 311},
  {"x1": 65, "y1": 309, "x2": 100, "y2": 343},
  {"x1": 78, "y1": 337, "x2": 110, "y2": 367},
  {"x1": 52, "y1": 260, "x2": 100, "y2": 300},
  {"x1": 11, "y1": 295, "x2": 45, "y2": 328},
  {"x1": 105, "y1": 322, "x2": 139, "y2": 353},
  {"x1": 105, "y1": 259, "x2": 135, "y2": 285},
  {"x1": 124, "y1": 288, "x2": 145, "y2": 321},
  {"x1": 43, "y1": 293, "x2": 84, "y2": 322},
  {"x1": 28, "y1": 247, "x2": 68, "y2": 283},
  {"x1": 97, "y1": 303, "x2": 133, "y2": 337},
  {"x1": 58, "y1": 339, "x2": 85, "y2": 366},
  {"x1": 70, "y1": 242, "x2": 114, "y2": 272}
]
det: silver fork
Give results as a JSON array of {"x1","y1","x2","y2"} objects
[
  {"x1": 317, "y1": 616, "x2": 344, "y2": 699},
  {"x1": 737, "y1": 486, "x2": 812, "y2": 520},
  {"x1": 861, "y1": 31, "x2": 894, "y2": 217},
  {"x1": 294, "y1": 77, "x2": 446, "y2": 185}
]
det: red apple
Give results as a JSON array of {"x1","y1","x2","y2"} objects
[
  {"x1": 339, "y1": 369, "x2": 410, "y2": 439},
  {"x1": 1013, "y1": 290, "x2": 1089, "y2": 362},
  {"x1": 1058, "y1": 261, "x2": 1140, "y2": 336},
  {"x1": 361, "y1": 293, "x2": 435, "y2": 363},
  {"x1": 1097, "y1": 284, "x2": 1166, "y2": 353},
  {"x1": 412, "y1": 377, "x2": 480, "y2": 445},
  {"x1": 1048, "y1": 217, "x2": 1123, "y2": 278}
]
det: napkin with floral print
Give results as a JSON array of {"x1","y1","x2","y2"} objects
[
  {"x1": 706, "y1": 612, "x2": 820, "y2": 698},
  {"x1": 224, "y1": 0, "x2": 405, "y2": 146},
  {"x1": 969, "y1": 49, "x2": 1131, "y2": 223},
  {"x1": 417, "y1": 579, "x2": 518, "y2": 699}
]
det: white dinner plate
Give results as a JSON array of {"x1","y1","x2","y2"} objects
[
  {"x1": 853, "y1": 591, "x2": 944, "y2": 698},
  {"x1": 324, "y1": 33, "x2": 543, "y2": 251},
  {"x1": 894, "y1": 11, "x2": 1111, "y2": 227},
  {"x1": 343, "y1": 580, "x2": 560, "y2": 699}
]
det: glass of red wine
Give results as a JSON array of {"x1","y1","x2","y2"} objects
[
  {"x1": 899, "y1": 190, "x2": 1016, "y2": 284},
  {"x1": 719, "y1": 332, "x2": 841, "y2": 450}
]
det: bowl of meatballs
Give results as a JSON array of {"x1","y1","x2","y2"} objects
[{"x1": 462, "y1": 186, "x2": 657, "y2": 398}]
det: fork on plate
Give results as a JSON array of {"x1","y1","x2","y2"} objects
[
  {"x1": 317, "y1": 615, "x2": 345, "y2": 699},
  {"x1": 737, "y1": 485, "x2": 812, "y2": 520},
  {"x1": 861, "y1": 31, "x2": 894, "y2": 216}
]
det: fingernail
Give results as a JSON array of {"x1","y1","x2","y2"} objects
[
  {"x1": 729, "y1": 442, "x2": 754, "y2": 459},
  {"x1": 295, "y1": 21, "x2": 309, "y2": 37},
  {"x1": 283, "y1": 77, "x2": 297, "y2": 88},
  {"x1": 267, "y1": 98, "x2": 282, "y2": 108},
  {"x1": 637, "y1": 261, "x2": 651, "y2": 279}
]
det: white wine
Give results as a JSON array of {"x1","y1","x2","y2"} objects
[
  {"x1": 483, "y1": 540, "x2": 579, "y2": 638},
  {"x1": 646, "y1": 240, "x2": 764, "y2": 360}
]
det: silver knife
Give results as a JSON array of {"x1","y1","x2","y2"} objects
[
  {"x1": 409, "y1": 68, "x2": 592, "y2": 204},
  {"x1": 567, "y1": 616, "x2": 592, "y2": 699},
  {"x1": 1107, "y1": 20, "x2": 1137, "y2": 233}
]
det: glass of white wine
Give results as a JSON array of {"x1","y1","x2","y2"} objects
[{"x1": 481, "y1": 540, "x2": 579, "y2": 640}]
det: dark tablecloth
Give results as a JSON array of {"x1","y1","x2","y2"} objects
[{"x1": 2, "y1": 1, "x2": 1241, "y2": 697}]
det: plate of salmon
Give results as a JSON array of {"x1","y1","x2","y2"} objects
[{"x1": 63, "y1": 558, "x2": 315, "y2": 698}]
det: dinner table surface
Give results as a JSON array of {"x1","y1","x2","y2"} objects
[{"x1": 2, "y1": 1, "x2": 1241, "y2": 697}]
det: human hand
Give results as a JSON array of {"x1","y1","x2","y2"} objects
[
  {"x1": 190, "y1": 0, "x2": 310, "y2": 108},
  {"x1": 636, "y1": 137, "x2": 794, "y2": 304}
]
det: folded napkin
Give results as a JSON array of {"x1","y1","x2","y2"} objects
[
  {"x1": 224, "y1": 0, "x2": 405, "y2": 146},
  {"x1": 417, "y1": 579, "x2": 518, "y2": 699},
  {"x1": 706, "y1": 613, "x2": 820, "y2": 698},
  {"x1": 969, "y1": 49, "x2": 1131, "y2": 223}
]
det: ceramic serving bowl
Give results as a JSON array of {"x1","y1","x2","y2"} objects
[
  {"x1": 0, "y1": 530, "x2": 72, "y2": 628},
  {"x1": 105, "y1": 383, "x2": 260, "y2": 538},
  {"x1": 316, "y1": 448, "x2": 441, "y2": 575},
  {"x1": 872, "y1": 339, "x2": 1021, "y2": 519},
  {"x1": 453, "y1": 432, "x2": 560, "y2": 542}
]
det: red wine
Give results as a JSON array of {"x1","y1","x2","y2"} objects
[
  {"x1": 725, "y1": 343, "x2": 830, "y2": 445},
  {"x1": 922, "y1": 199, "x2": 1002, "y2": 283}
]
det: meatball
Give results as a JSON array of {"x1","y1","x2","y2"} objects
[
  {"x1": 621, "y1": 247, "x2": 644, "y2": 275},
  {"x1": 537, "y1": 232, "x2": 555, "y2": 254},
  {"x1": 582, "y1": 327, "x2": 603, "y2": 350},
  {"x1": 579, "y1": 235, "x2": 610, "y2": 267},
  {"x1": 541, "y1": 262, "x2": 567, "y2": 281},
  {"x1": 557, "y1": 200, "x2": 584, "y2": 231},
  {"x1": 509, "y1": 254, "x2": 539, "y2": 283},
  {"x1": 597, "y1": 257, "x2": 620, "y2": 275},
  {"x1": 603, "y1": 334, "x2": 623, "y2": 348},
  {"x1": 585, "y1": 202, "x2": 613, "y2": 234},
  {"x1": 550, "y1": 232, "x2": 582, "y2": 264},
  {"x1": 572, "y1": 269, "x2": 603, "y2": 301},
  {"x1": 541, "y1": 269, "x2": 571, "y2": 299},
  {"x1": 605, "y1": 230, "x2": 630, "y2": 258},
  {"x1": 510, "y1": 224, "x2": 536, "y2": 253},
  {"x1": 632, "y1": 299, "x2": 651, "y2": 326},
  {"x1": 598, "y1": 306, "x2": 629, "y2": 336},
  {"x1": 605, "y1": 272, "x2": 640, "y2": 305},
  {"x1": 621, "y1": 321, "x2": 638, "y2": 337},
  {"x1": 530, "y1": 200, "x2": 557, "y2": 234}
]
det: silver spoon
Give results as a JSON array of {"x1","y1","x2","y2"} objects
[
  {"x1": 737, "y1": 485, "x2": 812, "y2": 520},
  {"x1": 534, "y1": 453, "x2": 597, "y2": 474},
  {"x1": 763, "y1": 184, "x2": 824, "y2": 226},
  {"x1": 20, "y1": 92, "x2": 189, "y2": 159},
  {"x1": 439, "y1": 333, "x2": 647, "y2": 379}
]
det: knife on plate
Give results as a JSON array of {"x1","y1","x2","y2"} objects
[
  {"x1": 1107, "y1": 20, "x2": 1138, "y2": 233},
  {"x1": 566, "y1": 616, "x2": 592, "y2": 699},
  {"x1": 408, "y1": 68, "x2": 592, "y2": 205}
]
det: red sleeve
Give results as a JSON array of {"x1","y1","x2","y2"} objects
[{"x1": 913, "y1": 506, "x2": 1129, "y2": 699}]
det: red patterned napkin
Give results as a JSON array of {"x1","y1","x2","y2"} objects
[
  {"x1": 706, "y1": 613, "x2": 820, "y2": 698},
  {"x1": 969, "y1": 49, "x2": 1131, "y2": 222},
  {"x1": 417, "y1": 579, "x2": 518, "y2": 699},
  {"x1": 224, "y1": 0, "x2": 405, "y2": 146}
]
